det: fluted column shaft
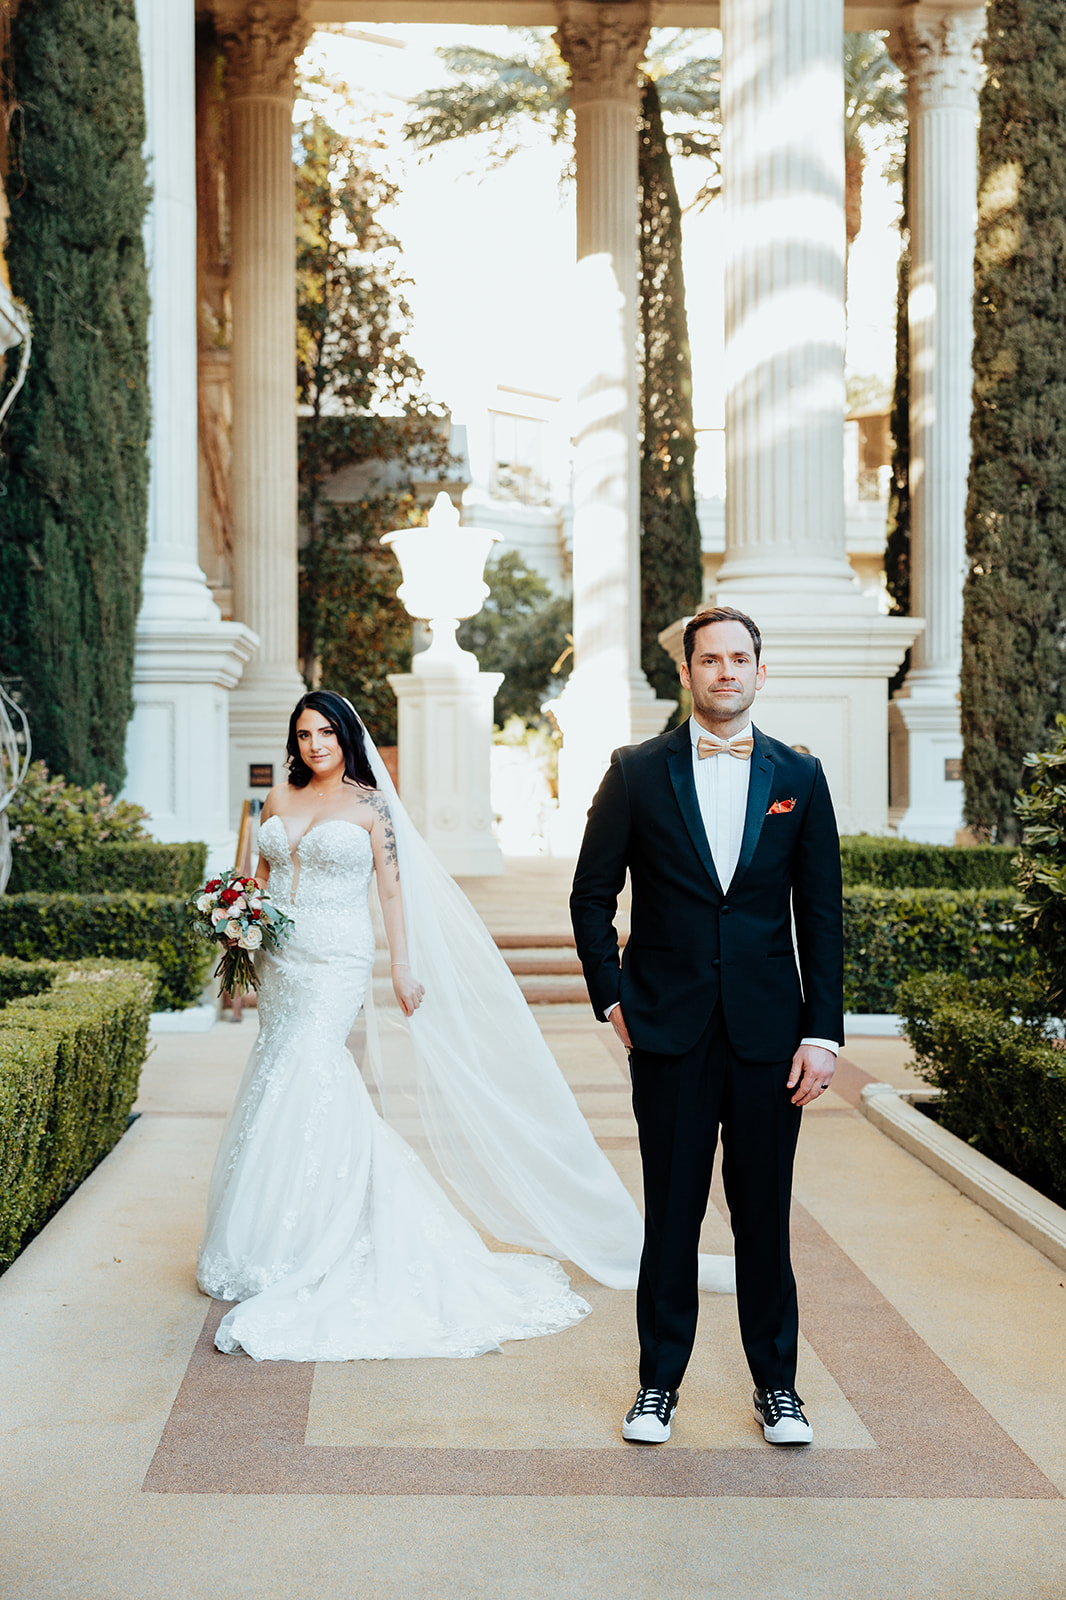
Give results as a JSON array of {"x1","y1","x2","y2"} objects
[
  {"x1": 135, "y1": 0, "x2": 219, "y2": 622},
  {"x1": 719, "y1": 0, "x2": 853, "y2": 596},
  {"x1": 549, "y1": 2, "x2": 673, "y2": 850},
  {"x1": 556, "y1": 0, "x2": 651, "y2": 727},
  {"x1": 224, "y1": 5, "x2": 308, "y2": 694},
  {"x1": 124, "y1": 0, "x2": 257, "y2": 864},
  {"x1": 898, "y1": 7, "x2": 984, "y2": 691}
]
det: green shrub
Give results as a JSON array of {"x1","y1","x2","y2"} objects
[
  {"x1": 0, "y1": 957, "x2": 64, "y2": 1009},
  {"x1": 7, "y1": 839, "x2": 207, "y2": 897},
  {"x1": 840, "y1": 834, "x2": 1016, "y2": 889},
  {"x1": 0, "y1": 894, "x2": 209, "y2": 1011},
  {"x1": 1015, "y1": 712, "x2": 1066, "y2": 1011},
  {"x1": 7, "y1": 761, "x2": 149, "y2": 852},
  {"x1": 0, "y1": 958, "x2": 155, "y2": 1265},
  {"x1": 899, "y1": 970, "x2": 1066, "y2": 1208},
  {"x1": 843, "y1": 886, "x2": 1034, "y2": 1013}
]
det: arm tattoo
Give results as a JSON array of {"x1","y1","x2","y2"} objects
[{"x1": 366, "y1": 790, "x2": 398, "y2": 872}]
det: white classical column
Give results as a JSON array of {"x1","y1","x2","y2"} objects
[
  {"x1": 221, "y1": 3, "x2": 310, "y2": 820},
  {"x1": 549, "y1": 0, "x2": 675, "y2": 854},
  {"x1": 707, "y1": 0, "x2": 921, "y2": 834},
  {"x1": 890, "y1": 6, "x2": 985, "y2": 843},
  {"x1": 124, "y1": 0, "x2": 257, "y2": 868}
]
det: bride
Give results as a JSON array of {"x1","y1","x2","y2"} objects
[{"x1": 197, "y1": 690, "x2": 733, "y2": 1361}]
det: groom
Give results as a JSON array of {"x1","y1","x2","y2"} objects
[{"x1": 570, "y1": 607, "x2": 844, "y2": 1447}]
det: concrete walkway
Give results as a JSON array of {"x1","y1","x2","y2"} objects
[{"x1": 2, "y1": 861, "x2": 1065, "y2": 1598}]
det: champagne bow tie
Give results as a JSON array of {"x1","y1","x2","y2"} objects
[{"x1": 697, "y1": 732, "x2": 754, "y2": 761}]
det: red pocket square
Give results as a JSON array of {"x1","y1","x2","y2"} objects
[{"x1": 767, "y1": 797, "x2": 796, "y2": 815}]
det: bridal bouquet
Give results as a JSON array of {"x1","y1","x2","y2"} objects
[{"x1": 188, "y1": 871, "x2": 294, "y2": 996}]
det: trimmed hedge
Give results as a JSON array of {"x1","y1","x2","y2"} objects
[
  {"x1": 0, "y1": 894, "x2": 209, "y2": 1011},
  {"x1": 843, "y1": 887, "x2": 1034, "y2": 1013},
  {"x1": 899, "y1": 971, "x2": 1066, "y2": 1209},
  {"x1": 7, "y1": 839, "x2": 207, "y2": 897},
  {"x1": 0, "y1": 958, "x2": 155, "y2": 1265},
  {"x1": 840, "y1": 834, "x2": 1016, "y2": 890}
]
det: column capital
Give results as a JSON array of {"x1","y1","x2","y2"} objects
[
  {"x1": 553, "y1": 0, "x2": 654, "y2": 106},
  {"x1": 218, "y1": 1, "x2": 310, "y2": 101},
  {"x1": 895, "y1": 6, "x2": 985, "y2": 110}
]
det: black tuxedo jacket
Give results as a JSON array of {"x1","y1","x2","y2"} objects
[{"x1": 570, "y1": 723, "x2": 845, "y2": 1061}]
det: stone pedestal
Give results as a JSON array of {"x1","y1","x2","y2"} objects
[
  {"x1": 126, "y1": 0, "x2": 256, "y2": 871},
  {"x1": 549, "y1": 1, "x2": 674, "y2": 854},
  {"x1": 711, "y1": 0, "x2": 922, "y2": 832},
  {"x1": 388, "y1": 662, "x2": 505, "y2": 877},
  {"x1": 890, "y1": 8, "x2": 985, "y2": 842},
  {"x1": 220, "y1": 4, "x2": 310, "y2": 822}
]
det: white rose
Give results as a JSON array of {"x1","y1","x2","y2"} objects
[
  {"x1": 239, "y1": 925, "x2": 263, "y2": 950},
  {"x1": 211, "y1": 907, "x2": 228, "y2": 926},
  {"x1": 222, "y1": 919, "x2": 242, "y2": 940},
  {"x1": 196, "y1": 893, "x2": 215, "y2": 913}
]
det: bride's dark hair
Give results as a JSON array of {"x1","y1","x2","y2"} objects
[{"x1": 286, "y1": 691, "x2": 377, "y2": 789}]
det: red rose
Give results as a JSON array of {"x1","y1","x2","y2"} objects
[
  {"x1": 205, "y1": 879, "x2": 221, "y2": 891},
  {"x1": 220, "y1": 887, "x2": 240, "y2": 905},
  {"x1": 252, "y1": 908, "x2": 262, "y2": 919}
]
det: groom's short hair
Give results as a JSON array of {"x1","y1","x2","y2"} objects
[{"x1": 683, "y1": 607, "x2": 762, "y2": 670}]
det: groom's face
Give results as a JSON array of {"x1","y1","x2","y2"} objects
[{"x1": 681, "y1": 620, "x2": 765, "y2": 729}]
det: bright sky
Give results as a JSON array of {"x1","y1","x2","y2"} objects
[{"x1": 300, "y1": 25, "x2": 902, "y2": 495}]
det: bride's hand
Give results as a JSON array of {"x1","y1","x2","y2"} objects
[{"x1": 391, "y1": 964, "x2": 425, "y2": 1017}]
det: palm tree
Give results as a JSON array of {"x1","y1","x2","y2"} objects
[
  {"x1": 844, "y1": 32, "x2": 906, "y2": 252},
  {"x1": 404, "y1": 27, "x2": 721, "y2": 184}
]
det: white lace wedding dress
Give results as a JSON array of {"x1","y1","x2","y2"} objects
[{"x1": 196, "y1": 815, "x2": 591, "y2": 1361}]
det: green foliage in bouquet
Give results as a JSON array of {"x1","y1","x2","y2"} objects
[
  {"x1": 1014, "y1": 712, "x2": 1066, "y2": 1012},
  {"x1": 0, "y1": 0, "x2": 150, "y2": 790},
  {"x1": 0, "y1": 958, "x2": 155, "y2": 1265}
]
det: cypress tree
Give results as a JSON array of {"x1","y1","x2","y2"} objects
[
  {"x1": 962, "y1": 0, "x2": 1066, "y2": 842},
  {"x1": 638, "y1": 78, "x2": 703, "y2": 710},
  {"x1": 0, "y1": 0, "x2": 150, "y2": 791}
]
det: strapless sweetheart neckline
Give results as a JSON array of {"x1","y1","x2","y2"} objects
[{"x1": 260, "y1": 812, "x2": 371, "y2": 858}]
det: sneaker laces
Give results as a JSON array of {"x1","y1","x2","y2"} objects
[
  {"x1": 760, "y1": 1388, "x2": 806, "y2": 1424},
  {"x1": 627, "y1": 1387, "x2": 677, "y2": 1425}
]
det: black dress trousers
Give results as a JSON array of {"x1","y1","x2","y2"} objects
[{"x1": 629, "y1": 1004, "x2": 803, "y2": 1394}]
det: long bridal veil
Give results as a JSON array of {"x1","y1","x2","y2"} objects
[{"x1": 354, "y1": 713, "x2": 735, "y2": 1296}]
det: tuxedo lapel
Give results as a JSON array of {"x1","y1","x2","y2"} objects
[
  {"x1": 731, "y1": 726, "x2": 775, "y2": 890},
  {"x1": 665, "y1": 725, "x2": 724, "y2": 896}
]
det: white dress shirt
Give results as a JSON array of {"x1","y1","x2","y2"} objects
[{"x1": 607, "y1": 717, "x2": 838, "y2": 1057}]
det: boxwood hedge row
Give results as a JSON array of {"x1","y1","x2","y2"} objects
[{"x1": 0, "y1": 959, "x2": 156, "y2": 1266}]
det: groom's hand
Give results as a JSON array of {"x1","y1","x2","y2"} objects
[
  {"x1": 787, "y1": 1044, "x2": 835, "y2": 1106},
  {"x1": 608, "y1": 1004, "x2": 632, "y2": 1052}
]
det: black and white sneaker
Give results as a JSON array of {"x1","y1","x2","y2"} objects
[
  {"x1": 753, "y1": 1387, "x2": 813, "y2": 1445},
  {"x1": 622, "y1": 1386, "x2": 679, "y2": 1444}
]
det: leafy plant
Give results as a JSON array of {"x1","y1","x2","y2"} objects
[
  {"x1": 457, "y1": 551, "x2": 572, "y2": 726},
  {"x1": 900, "y1": 970, "x2": 1066, "y2": 1209},
  {"x1": 7, "y1": 763, "x2": 149, "y2": 856},
  {"x1": 842, "y1": 886, "x2": 1034, "y2": 1013},
  {"x1": 295, "y1": 101, "x2": 452, "y2": 713},
  {"x1": 1014, "y1": 711, "x2": 1066, "y2": 1010}
]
